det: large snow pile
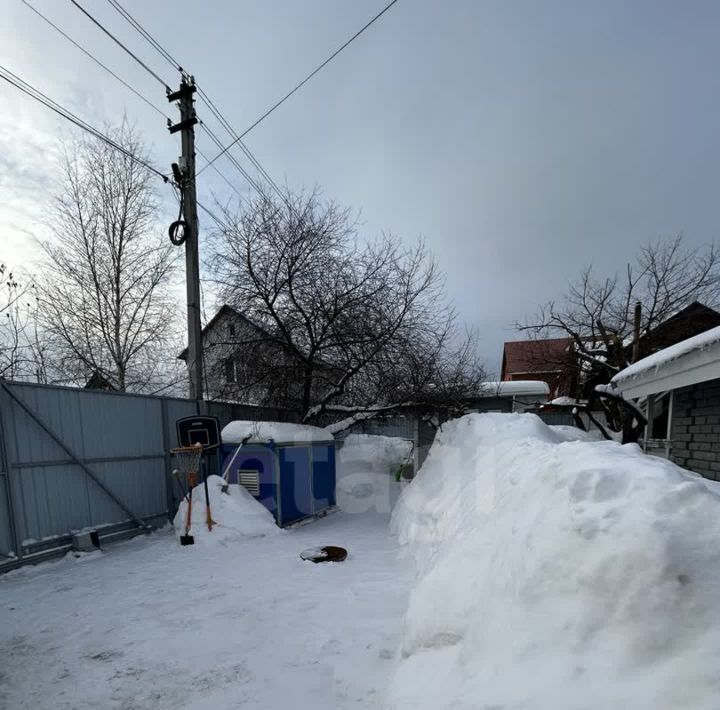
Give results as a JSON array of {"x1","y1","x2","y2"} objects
[
  {"x1": 172, "y1": 474, "x2": 278, "y2": 543},
  {"x1": 388, "y1": 413, "x2": 720, "y2": 709},
  {"x1": 549, "y1": 424, "x2": 604, "y2": 442},
  {"x1": 336, "y1": 434, "x2": 413, "y2": 513}
]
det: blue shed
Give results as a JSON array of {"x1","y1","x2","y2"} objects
[{"x1": 220, "y1": 421, "x2": 337, "y2": 527}]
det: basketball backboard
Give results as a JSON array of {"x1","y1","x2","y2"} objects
[{"x1": 176, "y1": 415, "x2": 221, "y2": 451}]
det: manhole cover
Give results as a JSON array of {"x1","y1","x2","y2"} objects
[{"x1": 300, "y1": 545, "x2": 348, "y2": 563}]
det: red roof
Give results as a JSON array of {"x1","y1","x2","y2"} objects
[{"x1": 501, "y1": 338, "x2": 573, "y2": 379}]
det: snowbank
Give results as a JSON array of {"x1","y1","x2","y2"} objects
[
  {"x1": 172, "y1": 474, "x2": 278, "y2": 543},
  {"x1": 389, "y1": 413, "x2": 720, "y2": 709},
  {"x1": 221, "y1": 420, "x2": 334, "y2": 444},
  {"x1": 336, "y1": 434, "x2": 413, "y2": 513},
  {"x1": 549, "y1": 424, "x2": 604, "y2": 442}
]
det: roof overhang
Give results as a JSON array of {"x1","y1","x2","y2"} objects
[{"x1": 610, "y1": 326, "x2": 720, "y2": 399}]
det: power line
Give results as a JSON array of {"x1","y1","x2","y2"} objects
[
  {"x1": 198, "y1": 0, "x2": 400, "y2": 176},
  {"x1": 195, "y1": 137, "x2": 246, "y2": 199},
  {"x1": 199, "y1": 122, "x2": 265, "y2": 198},
  {"x1": 69, "y1": 0, "x2": 170, "y2": 88},
  {"x1": 104, "y1": 0, "x2": 287, "y2": 202},
  {"x1": 105, "y1": 0, "x2": 181, "y2": 72},
  {"x1": 0, "y1": 64, "x2": 168, "y2": 182},
  {"x1": 22, "y1": 1, "x2": 242, "y2": 199},
  {"x1": 196, "y1": 199, "x2": 227, "y2": 230},
  {"x1": 21, "y1": 0, "x2": 169, "y2": 121},
  {"x1": 196, "y1": 88, "x2": 286, "y2": 202}
]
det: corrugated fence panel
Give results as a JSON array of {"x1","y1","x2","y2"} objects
[
  {"x1": 0, "y1": 382, "x2": 189, "y2": 564},
  {"x1": 164, "y1": 398, "x2": 200, "y2": 446},
  {"x1": 537, "y1": 411, "x2": 577, "y2": 427},
  {"x1": 3, "y1": 381, "x2": 444, "y2": 570},
  {"x1": 0, "y1": 482, "x2": 12, "y2": 558},
  {"x1": 0, "y1": 381, "x2": 315, "y2": 571},
  {"x1": 334, "y1": 415, "x2": 416, "y2": 442}
]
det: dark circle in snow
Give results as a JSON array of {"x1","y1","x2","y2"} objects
[{"x1": 300, "y1": 546, "x2": 348, "y2": 563}]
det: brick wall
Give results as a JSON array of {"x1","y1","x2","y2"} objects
[{"x1": 669, "y1": 378, "x2": 720, "y2": 481}]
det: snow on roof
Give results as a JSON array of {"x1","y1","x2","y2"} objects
[
  {"x1": 548, "y1": 396, "x2": 579, "y2": 406},
  {"x1": 610, "y1": 325, "x2": 720, "y2": 399},
  {"x1": 221, "y1": 420, "x2": 334, "y2": 445},
  {"x1": 478, "y1": 380, "x2": 550, "y2": 397}
]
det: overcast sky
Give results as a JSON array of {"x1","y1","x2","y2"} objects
[{"x1": 2, "y1": 0, "x2": 719, "y2": 376}]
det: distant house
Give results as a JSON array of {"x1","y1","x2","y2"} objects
[
  {"x1": 466, "y1": 380, "x2": 550, "y2": 413},
  {"x1": 634, "y1": 301, "x2": 720, "y2": 361},
  {"x1": 84, "y1": 370, "x2": 117, "y2": 391},
  {"x1": 502, "y1": 303, "x2": 720, "y2": 401},
  {"x1": 608, "y1": 325, "x2": 720, "y2": 481},
  {"x1": 500, "y1": 338, "x2": 575, "y2": 398},
  {"x1": 179, "y1": 305, "x2": 337, "y2": 408}
]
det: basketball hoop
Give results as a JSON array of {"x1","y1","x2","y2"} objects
[
  {"x1": 170, "y1": 442, "x2": 216, "y2": 535},
  {"x1": 171, "y1": 443, "x2": 203, "y2": 478}
]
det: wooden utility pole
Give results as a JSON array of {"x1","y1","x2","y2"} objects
[{"x1": 168, "y1": 77, "x2": 203, "y2": 400}]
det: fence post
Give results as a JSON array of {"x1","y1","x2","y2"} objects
[
  {"x1": 0, "y1": 386, "x2": 22, "y2": 561},
  {"x1": 161, "y1": 398, "x2": 176, "y2": 520}
]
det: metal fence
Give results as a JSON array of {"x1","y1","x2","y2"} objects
[
  {"x1": 333, "y1": 414, "x2": 437, "y2": 473},
  {"x1": 0, "y1": 379, "x2": 442, "y2": 572},
  {"x1": 536, "y1": 411, "x2": 577, "y2": 427},
  {"x1": 0, "y1": 380, "x2": 298, "y2": 572}
]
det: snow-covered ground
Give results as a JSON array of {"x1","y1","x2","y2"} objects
[
  {"x1": 4, "y1": 415, "x2": 720, "y2": 709},
  {"x1": 389, "y1": 413, "x2": 720, "y2": 710},
  {"x1": 0, "y1": 438, "x2": 413, "y2": 710}
]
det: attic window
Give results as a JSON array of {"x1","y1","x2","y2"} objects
[{"x1": 228, "y1": 323, "x2": 236, "y2": 337}]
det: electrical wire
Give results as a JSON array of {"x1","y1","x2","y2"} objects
[
  {"x1": 22, "y1": 0, "x2": 244, "y2": 202},
  {"x1": 199, "y1": 122, "x2": 265, "y2": 198},
  {"x1": 0, "y1": 64, "x2": 169, "y2": 182},
  {"x1": 22, "y1": 0, "x2": 169, "y2": 121},
  {"x1": 104, "y1": 0, "x2": 287, "y2": 202},
  {"x1": 196, "y1": 199, "x2": 227, "y2": 230},
  {"x1": 196, "y1": 88, "x2": 285, "y2": 201},
  {"x1": 105, "y1": 0, "x2": 182, "y2": 72},
  {"x1": 195, "y1": 141, "x2": 246, "y2": 199},
  {"x1": 69, "y1": 0, "x2": 170, "y2": 88},
  {"x1": 168, "y1": 190, "x2": 187, "y2": 245},
  {"x1": 198, "y1": 0, "x2": 400, "y2": 175}
]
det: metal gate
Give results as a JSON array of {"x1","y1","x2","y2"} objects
[
  {"x1": 0, "y1": 381, "x2": 195, "y2": 570},
  {"x1": 0, "y1": 380, "x2": 307, "y2": 572}
]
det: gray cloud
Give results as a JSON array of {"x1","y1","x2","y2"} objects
[{"x1": 2, "y1": 0, "x2": 719, "y2": 375}]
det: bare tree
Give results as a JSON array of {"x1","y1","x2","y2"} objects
[
  {"x1": 37, "y1": 122, "x2": 178, "y2": 392},
  {"x1": 0, "y1": 265, "x2": 50, "y2": 382},
  {"x1": 209, "y1": 188, "x2": 482, "y2": 422},
  {"x1": 520, "y1": 236, "x2": 720, "y2": 439}
]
